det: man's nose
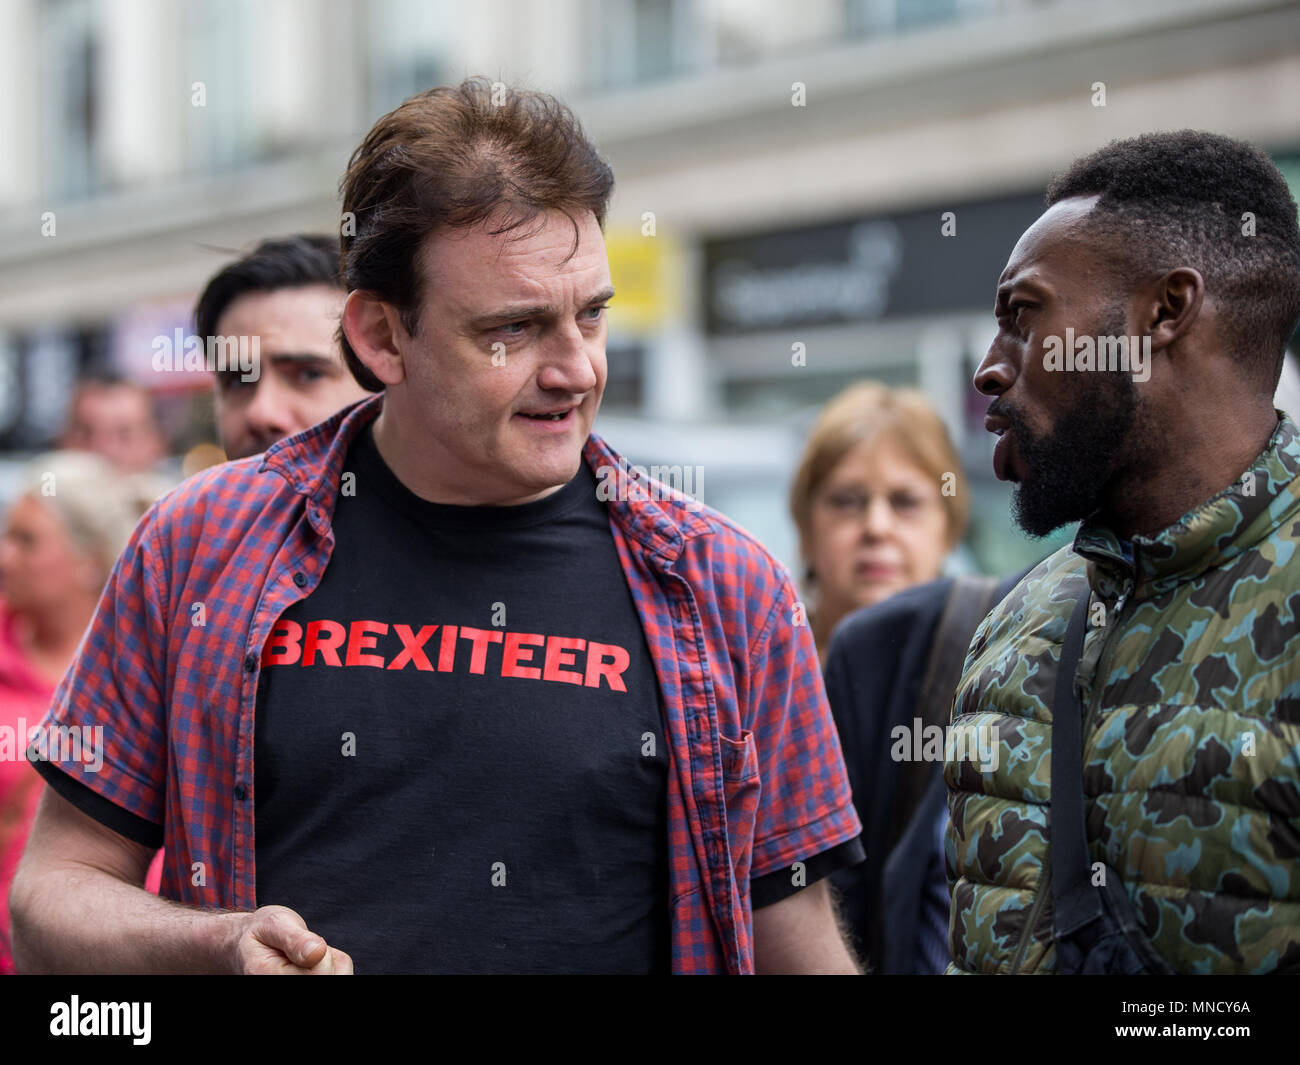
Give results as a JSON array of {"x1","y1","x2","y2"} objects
[
  {"x1": 243, "y1": 377, "x2": 295, "y2": 442},
  {"x1": 535, "y1": 324, "x2": 599, "y2": 395},
  {"x1": 974, "y1": 339, "x2": 1016, "y2": 397}
]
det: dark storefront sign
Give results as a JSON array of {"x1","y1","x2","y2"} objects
[
  {"x1": 703, "y1": 191, "x2": 1045, "y2": 335},
  {"x1": 0, "y1": 328, "x2": 84, "y2": 449}
]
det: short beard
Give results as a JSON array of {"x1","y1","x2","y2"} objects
[{"x1": 1001, "y1": 313, "x2": 1141, "y2": 538}]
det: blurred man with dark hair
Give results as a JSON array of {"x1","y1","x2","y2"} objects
[
  {"x1": 194, "y1": 234, "x2": 370, "y2": 460},
  {"x1": 13, "y1": 79, "x2": 863, "y2": 976},
  {"x1": 61, "y1": 377, "x2": 165, "y2": 476},
  {"x1": 949, "y1": 130, "x2": 1300, "y2": 973}
]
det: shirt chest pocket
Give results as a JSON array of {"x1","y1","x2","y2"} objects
[{"x1": 719, "y1": 729, "x2": 761, "y2": 884}]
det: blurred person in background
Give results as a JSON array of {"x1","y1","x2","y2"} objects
[
  {"x1": 60, "y1": 377, "x2": 174, "y2": 509},
  {"x1": 61, "y1": 377, "x2": 166, "y2": 476},
  {"x1": 0, "y1": 451, "x2": 152, "y2": 974},
  {"x1": 789, "y1": 381, "x2": 969, "y2": 661},
  {"x1": 824, "y1": 556, "x2": 1030, "y2": 974},
  {"x1": 195, "y1": 234, "x2": 370, "y2": 461},
  {"x1": 792, "y1": 381, "x2": 1006, "y2": 973}
]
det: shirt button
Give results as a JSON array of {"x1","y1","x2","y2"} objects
[
  {"x1": 243, "y1": 653, "x2": 257, "y2": 673},
  {"x1": 293, "y1": 571, "x2": 307, "y2": 588},
  {"x1": 234, "y1": 784, "x2": 247, "y2": 801}
]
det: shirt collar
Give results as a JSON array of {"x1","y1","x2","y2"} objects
[
  {"x1": 582, "y1": 432, "x2": 714, "y2": 562},
  {"x1": 259, "y1": 392, "x2": 384, "y2": 536},
  {"x1": 1073, "y1": 411, "x2": 1300, "y2": 599}
]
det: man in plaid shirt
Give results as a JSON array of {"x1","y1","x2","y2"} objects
[{"x1": 10, "y1": 79, "x2": 863, "y2": 975}]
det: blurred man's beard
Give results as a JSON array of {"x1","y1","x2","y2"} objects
[{"x1": 1005, "y1": 319, "x2": 1140, "y2": 538}]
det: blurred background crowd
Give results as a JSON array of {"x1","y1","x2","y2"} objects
[{"x1": 0, "y1": 0, "x2": 1298, "y2": 583}]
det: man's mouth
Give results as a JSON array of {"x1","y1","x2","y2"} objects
[
  {"x1": 517, "y1": 408, "x2": 574, "y2": 422},
  {"x1": 993, "y1": 429, "x2": 1018, "y2": 483},
  {"x1": 986, "y1": 411, "x2": 1018, "y2": 483}
]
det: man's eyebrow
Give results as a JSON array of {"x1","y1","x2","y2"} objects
[
  {"x1": 217, "y1": 352, "x2": 339, "y2": 384},
  {"x1": 470, "y1": 286, "x2": 617, "y2": 328},
  {"x1": 265, "y1": 352, "x2": 341, "y2": 368}
]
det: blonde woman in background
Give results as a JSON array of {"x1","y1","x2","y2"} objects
[
  {"x1": 790, "y1": 381, "x2": 970, "y2": 660},
  {"x1": 0, "y1": 451, "x2": 156, "y2": 973}
]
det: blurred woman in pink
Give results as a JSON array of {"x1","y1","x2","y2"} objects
[{"x1": 0, "y1": 451, "x2": 159, "y2": 973}]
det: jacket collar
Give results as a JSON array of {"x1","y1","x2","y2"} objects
[
  {"x1": 1074, "y1": 411, "x2": 1300, "y2": 599},
  {"x1": 259, "y1": 392, "x2": 713, "y2": 556}
]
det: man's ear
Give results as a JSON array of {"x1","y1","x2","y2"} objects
[
  {"x1": 1143, "y1": 267, "x2": 1204, "y2": 354},
  {"x1": 341, "y1": 291, "x2": 409, "y2": 387}
]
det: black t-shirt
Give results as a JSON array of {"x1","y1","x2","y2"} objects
[{"x1": 252, "y1": 425, "x2": 670, "y2": 973}]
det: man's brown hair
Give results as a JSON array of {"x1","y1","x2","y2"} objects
[{"x1": 337, "y1": 77, "x2": 615, "y2": 391}]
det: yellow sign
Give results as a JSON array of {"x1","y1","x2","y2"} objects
[{"x1": 602, "y1": 228, "x2": 677, "y2": 335}]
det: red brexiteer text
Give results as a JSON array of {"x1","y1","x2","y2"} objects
[{"x1": 261, "y1": 619, "x2": 632, "y2": 692}]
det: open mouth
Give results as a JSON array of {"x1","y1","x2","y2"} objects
[
  {"x1": 985, "y1": 411, "x2": 1017, "y2": 482},
  {"x1": 518, "y1": 409, "x2": 573, "y2": 422},
  {"x1": 993, "y1": 430, "x2": 1018, "y2": 483}
]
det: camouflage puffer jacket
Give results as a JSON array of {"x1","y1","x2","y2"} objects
[{"x1": 945, "y1": 413, "x2": 1300, "y2": 974}]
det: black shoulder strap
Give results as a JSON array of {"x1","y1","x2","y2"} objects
[
  {"x1": 892, "y1": 576, "x2": 1000, "y2": 849},
  {"x1": 1050, "y1": 591, "x2": 1179, "y2": 974},
  {"x1": 1050, "y1": 594, "x2": 1100, "y2": 921},
  {"x1": 917, "y1": 575, "x2": 999, "y2": 732}
]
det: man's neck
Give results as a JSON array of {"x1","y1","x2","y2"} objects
[
  {"x1": 370, "y1": 406, "x2": 566, "y2": 507},
  {"x1": 1101, "y1": 402, "x2": 1277, "y2": 540}
]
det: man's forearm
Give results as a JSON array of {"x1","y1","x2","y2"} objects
[
  {"x1": 762, "y1": 934, "x2": 861, "y2": 974},
  {"x1": 10, "y1": 861, "x2": 239, "y2": 975},
  {"x1": 752, "y1": 877, "x2": 863, "y2": 974}
]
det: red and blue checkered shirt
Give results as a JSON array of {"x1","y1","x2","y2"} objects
[{"x1": 34, "y1": 394, "x2": 862, "y2": 974}]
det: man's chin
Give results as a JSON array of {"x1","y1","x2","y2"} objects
[
  {"x1": 511, "y1": 418, "x2": 589, "y2": 464},
  {"x1": 1011, "y1": 482, "x2": 1088, "y2": 539},
  {"x1": 510, "y1": 456, "x2": 585, "y2": 502}
]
